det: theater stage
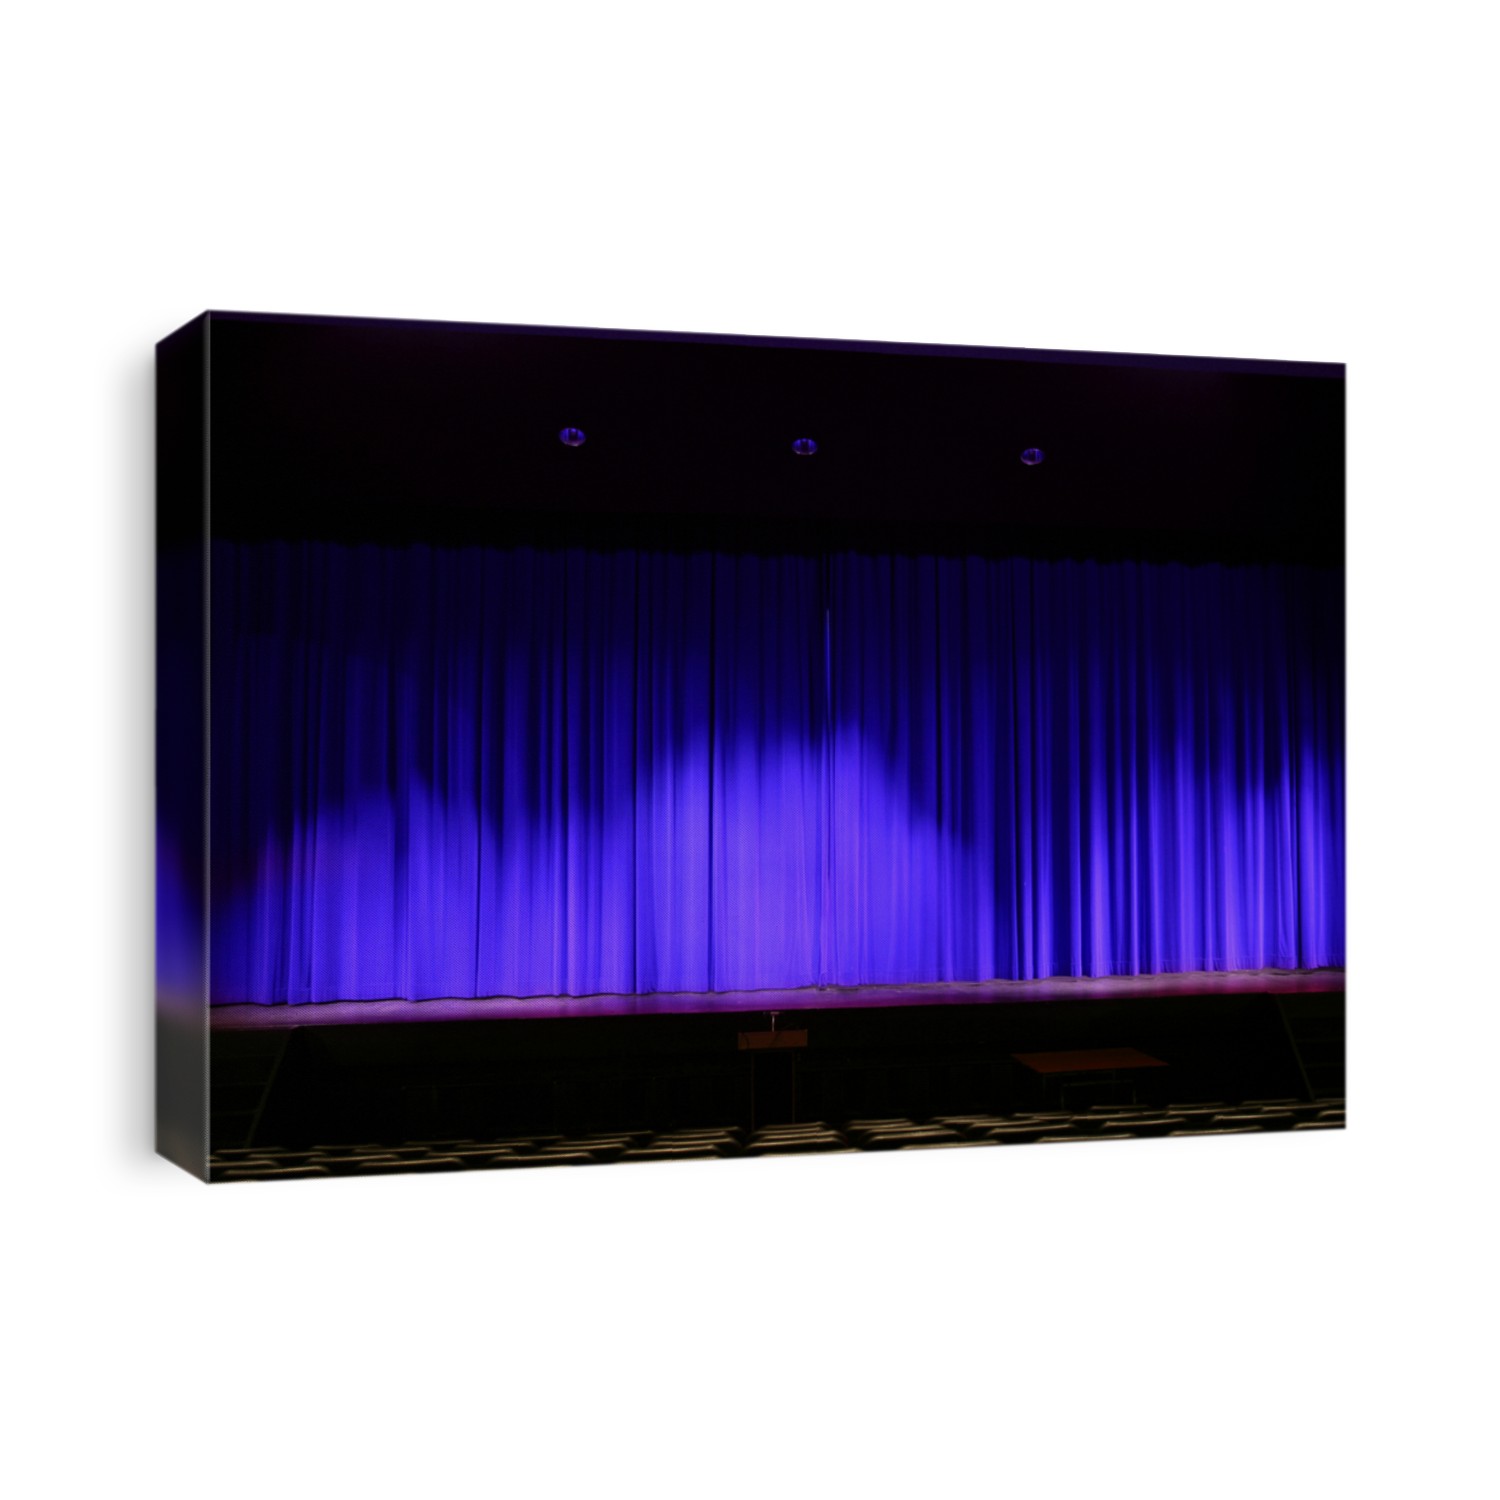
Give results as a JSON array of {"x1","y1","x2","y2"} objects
[{"x1": 210, "y1": 966, "x2": 1345, "y2": 1030}]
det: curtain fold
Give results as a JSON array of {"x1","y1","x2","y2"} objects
[{"x1": 209, "y1": 541, "x2": 1344, "y2": 1003}]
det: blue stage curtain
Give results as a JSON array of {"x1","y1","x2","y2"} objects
[{"x1": 209, "y1": 543, "x2": 1343, "y2": 1003}]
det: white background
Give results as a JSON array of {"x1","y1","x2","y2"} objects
[{"x1": 2, "y1": 4, "x2": 1496, "y2": 1497}]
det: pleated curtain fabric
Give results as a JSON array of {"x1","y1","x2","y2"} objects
[{"x1": 208, "y1": 542, "x2": 1344, "y2": 1004}]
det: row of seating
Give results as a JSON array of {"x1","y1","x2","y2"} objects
[{"x1": 209, "y1": 1098, "x2": 1345, "y2": 1181}]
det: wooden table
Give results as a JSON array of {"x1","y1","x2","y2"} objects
[{"x1": 1011, "y1": 1047, "x2": 1168, "y2": 1107}]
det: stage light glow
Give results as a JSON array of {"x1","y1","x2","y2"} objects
[
  {"x1": 559, "y1": 427, "x2": 587, "y2": 447},
  {"x1": 792, "y1": 438, "x2": 818, "y2": 456},
  {"x1": 1021, "y1": 448, "x2": 1045, "y2": 466}
]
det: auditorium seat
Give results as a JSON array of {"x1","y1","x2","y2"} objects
[
  {"x1": 1164, "y1": 1105, "x2": 1230, "y2": 1125},
  {"x1": 306, "y1": 1148, "x2": 402, "y2": 1162},
  {"x1": 313, "y1": 1155, "x2": 415, "y2": 1173},
  {"x1": 609, "y1": 1127, "x2": 742, "y2": 1156},
  {"x1": 900, "y1": 1139, "x2": 990, "y2": 1149},
  {"x1": 537, "y1": 1143, "x2": 624, "y2": 1162},
  {"x1": 946, "y1": 1116, "x2": 1020, "y2": 1136},
  {"x1": 620, "y1": 1143, "x2": 724, "y2": 1162},
  {"x1": 210, "y1": 1157, "x2": 280, "y2": 1178},
  {"x1": 750, "y1": 1122, "x2": 837, "y2": 1137},
  {"x1": 967, "y1": 1123, "x2": 1061, "y2": 1143},
  {"x1": 492, "y1": 1151, "x2": 600, "y2": 1167},
  {"x1": 1211, "y1": 1110, "x2": 1298, "y2": 1129},
  {"x1": 219, "y1": 1165, "x2": 331, "y2": 1180},
  {"x1": 356, "y1": 1156, "x2": 467, "y2": 1174},
  {"x1": 747, "y1": 1134, "x2": 853, "y2": 1154},
  {"x1": 1099, "y1": 1117, "x2": 1180, "y2": 1137},
  {"x1": 1279, "y1": 1102, "x2": 1345, "y2": 1125},
  {"x1": 653, "y1": 1129, "x2": 745, "y2": 1147},
  {"x1": 444, "y1": 1146, "x2": 528, "y2": 1164},
  {"x1": 845, "y1": 1122, "x2": 964, "y2": 1149},
  {"x1": 311, "y1": 1146, "x2": 426, "y2": 1161}
]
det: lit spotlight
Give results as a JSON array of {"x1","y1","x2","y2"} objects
[
  {"x1": 1021, "y1": 447, "x2": 1045, "y2": 466},
  {"x1": 792, "y1": 437, "x2": 818, "y2": 456},
  {"x1": 559, "y1": 427, "x2": 587, "y2": 447}
]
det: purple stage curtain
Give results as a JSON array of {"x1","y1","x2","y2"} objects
[{"x1": 209, "y1": 543, "x2": 1343, "y2": 1004}]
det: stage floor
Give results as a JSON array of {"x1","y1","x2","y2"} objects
[{"x1": 209, "y1": 966, "x2": 1345, "y2": 1031}]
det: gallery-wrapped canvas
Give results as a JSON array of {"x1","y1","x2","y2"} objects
[{"x1": 157, "y1": 313, "x2": 1344, "y2": 1182}]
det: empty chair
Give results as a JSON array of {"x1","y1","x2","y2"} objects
[
  {"x1": 968, "y1": 1123, "x2": 1061, "y2": 1144},
  {"x1": 355, "y1": 1156, "x2": 466, "y2": 1174},
  {"x1": 309, "y1": 1153, "x2": 409, "y2": 1172},
  {"x1": 651, "y1": 1136, "x2": 743, "y2": 1154},
  {"x1": 314, "y1": 1144, "x2": 432, "y2": 1162},
  {"x1": 1210, "y1": 1110, "x2": 1298, "y2": 1130},
  {"x1": 653, "y1": 1130, "x2": 744, "y2": 1147},
  {"x1": 850, "y1": 1125, "x2": 965, "y2": 1150},
  {"x1": 210, "y1": 1157, "x2": 281, "y2": 1177},
  {"x1": 1099, "y1": 1117, "x2": 1180, "y2": 1137},
  {"x1": 443, "y1": 1146, "x2": 527, "y2": 1164},
  {"x1": 538, "y1": 1142, "x2": 627, "y2": 1162},
  {"x1": 219, "y1": 1165, "x2": 332, "y2": 1181},
  {"x1": 900, "y1": 1139, "x2": 989, "y2": 1150},
  {"x1": 489, "y1": 1151, "x2": 600, "y2": 1168},
  {"x1": 950, "y1": 1117, "x2": 1025, "y2": 1137},
  {"x1": 620, "y1": 1143, "x2": 723, "y2": 1162},
  {"x1": 747, "y1": 1134, "x2": 851, "y2": 1155},
  {"x1": 254, "y1": 1150, "x2": 321, "y2": 1167}
]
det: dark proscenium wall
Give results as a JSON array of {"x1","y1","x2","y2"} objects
[{"x1": 202, "y1": 312, "x2": 1343, "y2": 565}]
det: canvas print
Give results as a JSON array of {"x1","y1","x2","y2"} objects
[{"x1": 156, "y1": 313, "x2": 1344, "y2": 1182}]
